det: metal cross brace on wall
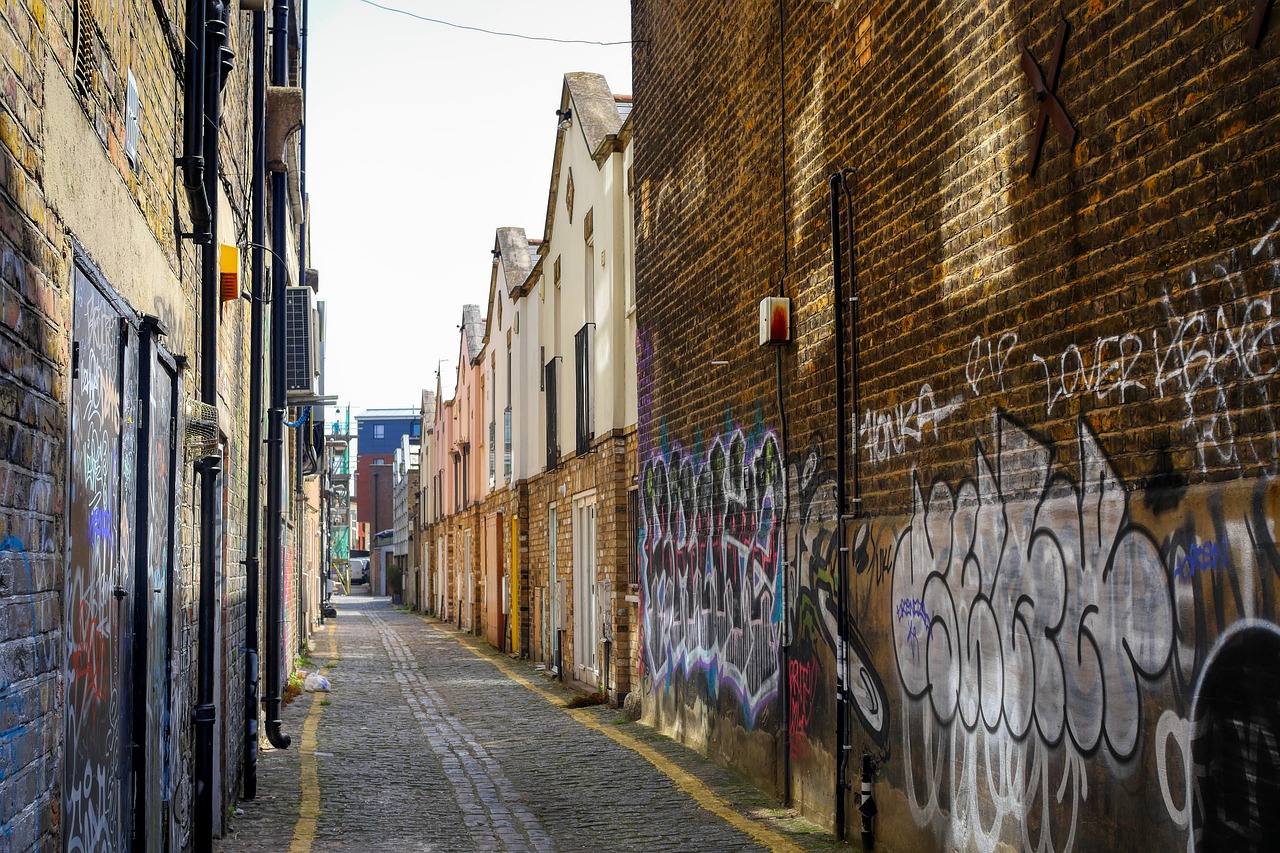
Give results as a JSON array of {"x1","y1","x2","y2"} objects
[
  {"x1": 1020, "y1": 18, "x2": 1076, "y2": 177},
  {"x1": 1247, "y1": 0, "x2": 1274, "y2": 47}
]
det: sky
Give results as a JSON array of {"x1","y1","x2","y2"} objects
[{"x1": 307, "y1": 1, "x2": 633, "y2": 420}]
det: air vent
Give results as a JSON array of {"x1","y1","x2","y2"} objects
[
  {"x1": 74, "y1": 0, "x2": 97, "y2": 94},
  {"x1": 285, "y1": 286, "x2": 317, "y2": 397}
]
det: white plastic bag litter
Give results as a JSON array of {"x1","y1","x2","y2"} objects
[{"x1": 304, "y1": 672, "x2": 330, "y2": 692}]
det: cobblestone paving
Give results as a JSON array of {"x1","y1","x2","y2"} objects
[{"x1": 217, "y1": 595, "x2": 851, "y2": 852}]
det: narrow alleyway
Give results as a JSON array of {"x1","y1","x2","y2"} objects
[{"x1": 216, "y1": 596, "x2": 846, "y2": 852}]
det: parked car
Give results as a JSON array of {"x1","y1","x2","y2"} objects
[{"x1": 349, "y1": 557, "x2": 370, "y2": 586}]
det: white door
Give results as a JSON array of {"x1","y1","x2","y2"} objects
[
  {"x1": 462, "y1": 530, "x2": 474, "y2": 631},
  {"x1": 548, "y1": 505, "x2": 559, "y2": 670},
  {"x1": 436, "y1": 538, "x2": 444, "y2": 616},
  {"x1": 573, "y1": 499, "x2": 598, "y2": 681}
]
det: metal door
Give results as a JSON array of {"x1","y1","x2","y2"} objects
[
  {"x1": 66, "y1": 263, "x2": 138, "y2": 852},
  {"x1": 130, "y1": 324, "x2": 178, "y2": 852}
]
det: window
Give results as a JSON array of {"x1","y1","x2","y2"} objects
[
  {"x1": 503, "y1": 407, "x2": 512, "y2": 481},
  {"x1": 628, "y1": 489, "x2": 640, "y2": 586},
  {"x1": 374, "y1": 424, "x2": 385, "y2": 439},
  {"x1": 584, "y1": 236, "x2": 595, "y2": 325},
  {"x1": 411, "y1": 422, "x2": 421, "y2": 437},
  {"x1": 545, "y1": 358, "x2": 559, "y2": 469},
  {"x1": 462, "y1": 447, "x2": 470, "y2": 505},
  {"x1": 489, "y1": 363, "x2": 497, "y2": 486},
  {"x1": 575, "y1": 323, "x2": 594, "y2": 456}
]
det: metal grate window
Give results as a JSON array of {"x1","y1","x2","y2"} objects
[
  {"x1": 489, "y1": 419, "x2": 496, "y2": 486},
  {"x1": 574, "y1": 323, "x2": 594, "y2": 456},
  {"x1": 544, "y1": 358, "x2": 559, "y2": 470},
  {"x1": 503, "y1": 407, "x2": 512, "y2": 481},
  {"x1": 74, "y1": 0, "x2": 96, "y2": 94},
  {"x1": 628, "y1": 489, "x2": 640, "y2": 586}
]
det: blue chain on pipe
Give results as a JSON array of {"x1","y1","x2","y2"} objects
[{"x1": 284, "y1": 405, "x2": 312, "y2": 429}]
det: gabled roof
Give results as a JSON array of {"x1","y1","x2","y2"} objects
[
  {"x1": 480, "y1": 227, "x2": 538, "y2": 350},
  {"x1": 540, "y1": 72, "x2": 627, "y2": 264},
  {"x1": 567, "y1": 72, "x2": 624, "y2": 156},
  {"x1": 494, "y1": 227, "x2": 535, "y2": 296},
  {"x1": 420, "y1": 389, "x2": 436, "y2": 425},
  {"x1": 461, "y1": 303, "x2": 484, "y2": 363}
]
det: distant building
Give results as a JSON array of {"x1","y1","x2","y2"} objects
[{"x1": 355, "y1": 408, "x2": 421, "y2": 544}]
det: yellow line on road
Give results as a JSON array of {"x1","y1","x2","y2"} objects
[
  {"x1": 288, "y1": 627, "x2": 336, "y2": 853},
  {"x1": 427, "y1": 619, "x2": 804, "y2": 853}
]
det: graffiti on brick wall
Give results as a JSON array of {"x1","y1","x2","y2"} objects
[
  {"x1": 787, "y1": 658, "x2": 819, "y2": 760},
  {"x1": 891, "y1": 417, "x2": 1167, "y2": 853},
  {"x1": 859, "y1": 383, "x2": 964, "y2": 465},
  {"x1": 791, "y1": 438, "x2": 889, "y2": 747},
  {"x1": 1157, "y1": 620, "x2": 1280, "y2": 853},
  {"x1": 862, "y1": 221, "x2": 1280, "y2": 473},
  {"x1": 0, "y1": 538, "x2": 46, "y2": 843},
  {"x1": 887, "y1": 414, "x2": 1280, "y2": 853},
  {"x1": 639, "y1": 428, "x2": 785, "y2": 726}
]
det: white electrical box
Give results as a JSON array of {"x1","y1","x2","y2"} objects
[{"x1": 759, "y1": 296, "x2": 792, "y2": 345}]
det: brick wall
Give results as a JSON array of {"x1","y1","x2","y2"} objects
[
  {"x1": 0, "y1": 0, "x2": 296, "y2": 848},
  {"x1": 522, "y1": 433, "x2": 633, "y2": 697},
  {"x1": 635, "y1": 0, "x2": 1280, "y2": 845}
]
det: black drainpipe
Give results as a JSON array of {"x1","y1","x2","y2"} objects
[
  {"x1": 829, "y1": 168, "x2": 865, "y2": 845},
  {"x1": 179, "y1": 0, "x2": 209, "y2": 242},
  {"x1": 829, "y1": 171, "x2": 850, "y2": 842},
  {"x1": 130, "y1": 318, "x2": 160, "y2": 850},
  {"x1": 840, "y1": 171, "x2": 869, "y2": 848},
  {"x1": 242, "y1": 4, "x2": 268, "y2": 799},
  {"x1": 263, "y1": 0, "x2": 294, "y2": 751},
  {"x1": 195, "y1": 3, "x2": 231, "y2": 850}
]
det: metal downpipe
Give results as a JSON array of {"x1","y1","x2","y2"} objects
[
  {"x1": 829, "y1": 172, "x2": 850, "y2": 842},
  {"x1": 263, "y1": 0, "x2": 293, "y2": 751},
  {"x1": 179, "y1": 0, "x2": 209, "y2": 240},
  {"x1": 830, "y1": 168, "x2": 867, "y2": 846},
  {"x1": 242, "y1": 5, "x2": 268, "y2": 798},
  {"x1": 194, "y1": 3, "x2": 230, "y2": 848}
]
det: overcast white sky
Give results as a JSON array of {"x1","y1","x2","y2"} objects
[{"x1": 307, "y1": 1, "x2": 633, "y2": 420}]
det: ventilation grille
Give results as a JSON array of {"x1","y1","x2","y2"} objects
[
  {"x1": 74, "y1": 0, "x2": 96, "y2": 94},
  {"x1": 285, "y1": 286, "x2": 316, "y2": 396}
]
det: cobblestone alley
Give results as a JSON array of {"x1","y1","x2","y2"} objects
[{"x1": 215, "y1": 596, "x2": 847, "y2": 852}]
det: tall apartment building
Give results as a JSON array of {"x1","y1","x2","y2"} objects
[
  {"x1": 0, "y1": 1, "x2": 325, "y2": 849},
  {"x1": 632, "y1": 0, "x2": 1280, "y2": 848}
]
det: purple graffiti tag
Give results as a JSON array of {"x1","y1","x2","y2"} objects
[
  {"x1": 88, "y1": 508, "x2": 114, "y2": 544},
  {"x1": 1173, "y1": 540, "x2": 1225, "y2": 581}
]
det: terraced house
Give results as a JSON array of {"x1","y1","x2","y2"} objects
[
  {"x1": 0, "y1": 1, "x2": 325, "y2": 850},
  {"x1": 419, "y1": 72, "x2": 638, "y2": 700}
]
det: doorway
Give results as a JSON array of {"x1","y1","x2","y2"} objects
[{"x1": 572, "y1": 496, "x2": 598, "y2": 684}]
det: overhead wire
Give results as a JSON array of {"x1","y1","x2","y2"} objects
[{"x1": 355, "y1": 0, "x2": 634, "y2": 46}]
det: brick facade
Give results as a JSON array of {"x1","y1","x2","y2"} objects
[
  {"x1": 0, "y1": 1, "x2": 320, "y2": 849},
  {"x1": 633, "y1": 0, "x2": 1280, "y2": 846}
]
